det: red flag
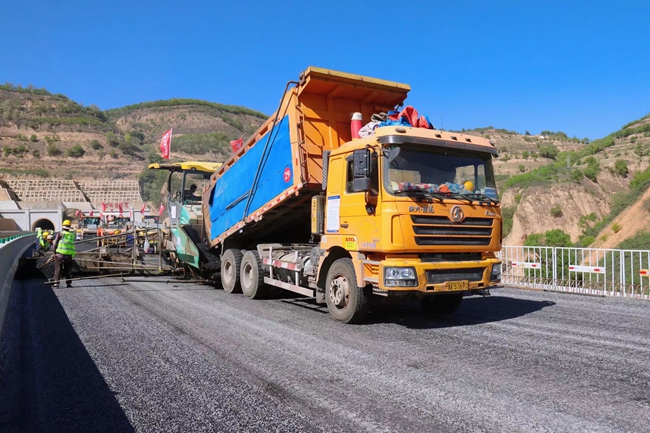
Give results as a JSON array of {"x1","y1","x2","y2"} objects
[
  {"x1": 230, "y1": 137, "x2": 243, "y2": 153},
  {"x1": 158, "y1": 203, "x2": 165, "y2": 216},
  {"x1": 89, "y1": 209, "x2": 94, "y2": 217},
  {"x1": 160, "y1": 128, "x2": 172, "y2": 159},
  {"x1": 75, "y1": 209, "x2": 83, "y2": 218},
  {"x1": 140, "y1": 203, "x2": 146, "y2": 214},
  {"x1": 101, "y1": 202, "x2": 106, "y2": 212},
  {"x1": 118, "y1": 203, "x2": 123, "y2": 216}
]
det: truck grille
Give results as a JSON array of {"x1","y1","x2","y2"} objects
[
  {"x1": 426, "y1": 268, "x2": 486, "y2": 284},
  {"x1": 411, "y1": 215, "x2": 493, "y2": 247}
]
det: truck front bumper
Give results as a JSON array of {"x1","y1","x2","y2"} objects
[{"x1": 374, "y1": 257, "x2": 501, "y2": 295}]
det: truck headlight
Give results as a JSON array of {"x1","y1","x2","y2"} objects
[
  {"x1": 384, "y1": 267, "x2": 418, "y2": 287},
  {"x1": 491, "y1": 264, "x2": 501, "y2": 281}
]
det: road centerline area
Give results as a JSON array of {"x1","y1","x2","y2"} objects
[{"x1": 2, "y1": 279, "x2": 649, "y2": 432}]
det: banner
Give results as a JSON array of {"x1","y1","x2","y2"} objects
[
  {"x1": 160, "y1": 128, "x2": 172, "y2": 159},
  {"x1": 230, "y1": 137, "x2": 243, "y2": 153}
]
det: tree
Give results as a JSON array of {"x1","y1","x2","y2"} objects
[{"x1": 525, "y1": 131, "x2": 531, "y2": 136}]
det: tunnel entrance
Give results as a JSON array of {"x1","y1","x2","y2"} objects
[{"x1": 32, "y1": 218, "x2": 55, "y2": 231}]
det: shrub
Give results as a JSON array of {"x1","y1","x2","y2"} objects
[
  {"x1": 538, "y1": 144, "x2": 559, "y2": 160},
  {"x1": 66, "y1": 144, "x2": 86, "y2": 158},
  {"x1": 518, "y1": 164, "x2": 526, "y2": 172},
  {"x1": 501, "y1": 206, "x2": 516, "y2": 238},
  {"x1": 109, "y1": 150, "x2": 118, "y2": 159},
  {"x1": 614, "y1": 160, "x2": 629, "y2": 177},
  {"x1": 583, "y1": 164, "x2": 599, "y2": 182},
  {"x1": 600, "y1": 234, "x2": 608, "y2": 242},
  {"x1": 643, "y1": 197, "x2": 650, "y2": 212},
  {"x1": 612, "y1": 223, "x2": 622, "y2": 233},
  {"x1": 32, "y1": 150, "x2": 40, "y2": 159},
  {"x1": 570, "y1": 169, "x2": 583, "y2": 183},
  {"x1": 514, "y1": 193, "x2": 522, "y2": 204},
  {"x1": 3, "y1": 146, "x2": 11, "y2": 157},
  {"x1": 550, "y1": 205, "x2": 563, "y2": 218},
  {"x1": 29, "y1": 134, "x2": 37, "y2": 142},
  {"x1": 106, "y1": 131, "x2": 120, "y2": 147},
  {"x1": 90, "y1": 139, "x2": 103, "y2": 150},
  {"x1": 522, "y1": 151, "x2": 529, "y2": 159},
  {"x1": 577, "y1": 235, "x2": 596, "y2": 247},
  {"x1": 46, "y1": 143, "x2": 61, "y2": 156}
]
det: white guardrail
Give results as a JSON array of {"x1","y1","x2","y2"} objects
[
  {"x1": 0, "y1": 233, "x2": 36, "y2": 339},
  {"x1": 498, "y1": 246, "x2": 650, "y2": 299}
]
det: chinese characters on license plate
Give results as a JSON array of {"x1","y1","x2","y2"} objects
[{"x1": 446, "y1": 280, "x2": 469, "y2": 291}]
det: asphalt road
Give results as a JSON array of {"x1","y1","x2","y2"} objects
[{"x1": 1, "y1": 277, "x2": 649, "y2": 433}]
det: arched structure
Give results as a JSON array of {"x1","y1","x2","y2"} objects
[{"x1": 32, "y1": 218, "x2": 55, "y2": 231}]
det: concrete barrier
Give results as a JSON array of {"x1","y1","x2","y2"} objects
[{"x1": 0, "y1": 234, "x2": 36, "y2": 340}]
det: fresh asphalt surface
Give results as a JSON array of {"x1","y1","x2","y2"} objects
[{"x1": 1, "y1": 277, "x2": 649, "y2": 433}]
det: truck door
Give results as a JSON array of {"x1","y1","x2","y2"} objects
[{"x1": 339, "y1": 152, "x2": 380, "y2": 249}]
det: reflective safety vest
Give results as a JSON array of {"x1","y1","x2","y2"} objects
[
  {"x1": 56, "y1": 231, "x2": 76, "y2": 257},
  {"x1": 36, "y1": 228, "x2": 43, "y2": 242},
  {"x1": 39, "y1": 238, "x2": 48, "y2": 248}
]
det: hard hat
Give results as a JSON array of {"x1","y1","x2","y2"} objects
[
  {"x1": 62, "y1": 220, "x2": 72, "y2": 227},
  {"x1": 43, "y1": 231, "x2": 49, "y2": 237}
]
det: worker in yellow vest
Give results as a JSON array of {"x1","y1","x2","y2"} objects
[{"x1": 52, "y1": 220, "x2": 76, "y2": 289}]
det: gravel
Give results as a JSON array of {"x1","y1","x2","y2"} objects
[{"x1": 2, "y1": 278, "x2": 649, "y2": 432}]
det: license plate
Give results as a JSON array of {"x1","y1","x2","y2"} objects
[{"x1": 445, "y1": 280, "x2": 469, "y2": 292}]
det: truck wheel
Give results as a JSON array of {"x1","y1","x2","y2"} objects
[
  {"x1": 221, "y1": 249, "x2": 243, "y2": 293},
  {"x1": 325, "y1": 258, "x2": 369, "y2": 324},
  {"x1": 240, "y1": 250, "x2": 268, "y2": 299},
  {"x1": 420, "y1": 293, "x2": 464, "y2": 314}
]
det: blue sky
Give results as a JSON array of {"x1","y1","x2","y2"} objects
[{"x1": 1, "y1": 0, "x2": 649, "y2": 140}]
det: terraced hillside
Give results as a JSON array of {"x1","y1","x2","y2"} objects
[{"x1": 0, "y1": 85, "x2": 267, "y2": 181}]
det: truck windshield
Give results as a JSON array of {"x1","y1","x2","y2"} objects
[
  {"x1": 385, "y1": 144, "x2": 499, "y2": 202},
  {"x1": 83, "y1": 217, "x2": 101, "y2": 226}
]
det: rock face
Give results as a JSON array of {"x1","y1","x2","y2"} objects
[{"x1": 504, "y1": 185, "x2": 610, "y2": 245}]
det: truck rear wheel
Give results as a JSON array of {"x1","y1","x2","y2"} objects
[
  {"x1": 420, "y1": 293, "x2": 463, "y2": 314},
  {"x1": 240, "y1": 250, "x2": 268, "y2": 299},
  {"x1": 221, "y1": 249, "x2": 243, "y2": 293},
  {"x1": 325, "y1": 258, "x2": 369, "y2": 324}
]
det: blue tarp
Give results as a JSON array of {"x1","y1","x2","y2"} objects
[{"x1": 209, "y1": 115, "x2": 293, "y2": 241}]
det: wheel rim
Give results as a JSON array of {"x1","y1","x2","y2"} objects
[
  {"x1": 329, "y1": 275, "x2": 349, "y2": 309},
  {"x1": 242, "y1": 262, "x2": 253, "y2": 289},
  {"x1": 224, "y1": 260, "x2": 233, "y2": 284}
]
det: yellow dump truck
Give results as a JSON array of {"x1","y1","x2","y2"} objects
[{"x1": 202, "y1": 67, "x2": 502, "y2": 323}]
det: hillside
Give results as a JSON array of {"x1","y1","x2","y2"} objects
[
  {"x1": 0, "y1": 85, "x2": 267, "y2": 181},
  {"x1": 483, "y1": 114, "x2": 650, "y2": 247},
  {"x1": 2, "y1": 83, "x2": 650, "y2": 247}
]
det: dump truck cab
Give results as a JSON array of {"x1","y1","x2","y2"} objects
[{"x1": 318, "y1": 126, "x2": 501, "y2": 311}]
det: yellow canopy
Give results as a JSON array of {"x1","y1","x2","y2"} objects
[{"x1": 148, "y1": 161, "x2": 222, "y2": 173}]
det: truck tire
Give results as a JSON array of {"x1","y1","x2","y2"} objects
[
  {"x1": 325, "y1": 258, "x2": 369, "y2": 324},
  {"x1": 221, "y1": 249, "x2": 243, "y2": 293},
  {"x1": 420, "y1": 293, "x2": 463, "y2": 314},
  {"x1": 240, "y1": 250, "x2": 268, "y2": 299}
]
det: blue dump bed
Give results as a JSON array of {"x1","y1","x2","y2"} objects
[{"x1": 203, "y1": 67, "x2": 410, "y2": 250}]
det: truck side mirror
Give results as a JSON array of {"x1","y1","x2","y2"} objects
[{"x1": 351, "y1": 149, "x2": 371, "y2": 192}]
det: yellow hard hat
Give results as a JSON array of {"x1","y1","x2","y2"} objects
[
  {"x1": 62, "y1": 220, "x2": 72, "y2": 227},
  {"x1": 43, "y1": 231, "x2": 49, "y2": 237}
]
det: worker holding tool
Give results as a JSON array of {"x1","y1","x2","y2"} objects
[
  {"x1": 52, "y1": 220, "x2": 76, "y2": 289},
  {"x1": 36, "y1": 231, "x2": 53, "y2": 255}
]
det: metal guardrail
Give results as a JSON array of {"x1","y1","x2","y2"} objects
[
  {"x1": 499, "y1": 246, "x2": 650, "y2": 299},
  {"x1": 0, "y1": 232, "x2": 36, "y2": 246}
]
